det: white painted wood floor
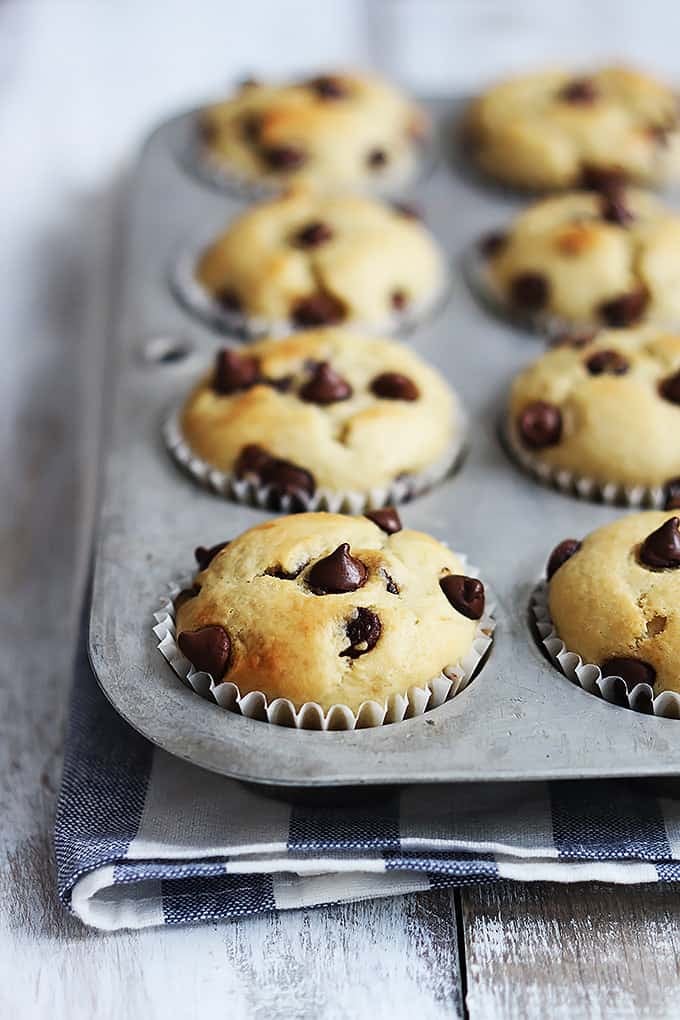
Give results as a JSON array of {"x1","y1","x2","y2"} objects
[{"x1": 4, "y1": 3, "x2": 680, "y2": 1016}]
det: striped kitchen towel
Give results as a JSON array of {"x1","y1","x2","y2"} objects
[{"x1": 56, "y1": 616, "x2": 680, "y2": 931}]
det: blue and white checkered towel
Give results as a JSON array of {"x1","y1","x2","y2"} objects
[{"x1": 56, "y1": 615, "x2": 680, "y2": 931}]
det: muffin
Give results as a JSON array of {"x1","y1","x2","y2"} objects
[
  {"x1": 479, "y1": 189, "x2": 680, "y2": 331},
  {"x1": 171, "y1": 328, "x2": 464, "y2": 508},
  {"x1": 181, "y1": 188, "x2": 447, "y2": 337},
  {"x1": 465, "y1": 65, "x2": 680, "y2": 191},
  {"x1": 508, "y1": 326, "x2": 680, "y2": 500},
  {"x1": 543, "y1": 511, "x2": 680, "y2": 700},
  {"x1": 170, "y1": 511, "x2": 491, "y2": 721},
  {"x1": 197, "y1": 71, "x2": 429, "y2": 194}
]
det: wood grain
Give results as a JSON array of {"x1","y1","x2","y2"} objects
[{"x1": 462, "y1": 883, "x2": 680, "y2": 1020}]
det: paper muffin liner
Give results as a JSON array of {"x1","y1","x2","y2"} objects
[
  {"x1": 503, "y1": 414, "x2": 671, "y2": 509},
  {"x1": 152, "y1": 559, "x2": 495, "y2": 731},
  {"x1": 531, "y1": 581, "x2": 680, "y2": 719},
  {"x1": 170, "y1": 236, "x2": 451, "y2": 342},
  {"x1": 162, "y1": 398, "x2": 468, "y2": 513},
  {"x1": 179, "y1": 112, "x2": 437, "y2": 201}
]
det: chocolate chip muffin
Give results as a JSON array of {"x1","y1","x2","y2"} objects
[
  {"x1": 197, "y1": 71, "x2": 429, "y2": 194},
  {"x1": 508, "y1": 327, "x2": 680, "y2": 497},
  {"x1": 175, "y1": 328, "x2": 462, "y2": 506},
  {"x1": 465, "y1": 65, "x2": 680, "y2": 191},
  {"x1": 174, "y1": 511, "x2": 488, "y2": 714},
  {"x1": 188, "y1": 188, "x2": 446, "y2": 336},
  {"x1": 545, "y1": 512, "x2": 680, "y2": 697},
  {"x1": 480, "y1": 189, "x2": 680, "y2": 331}
]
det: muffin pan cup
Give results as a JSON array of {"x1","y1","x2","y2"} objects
[
  {"x1": 89, "y1": 97, "x2": 680, "y2": 787},
  {"x1": 531, "y1": 582, "x2": 680, "y2": 719},
  {"x1": 153, "y1": 559, "x2": 495, "y2": 731},
  {"x1": 162, "y1": 399, "x2": 467, "y2": 512}
]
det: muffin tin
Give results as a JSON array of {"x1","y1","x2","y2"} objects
[{"x1": 89, "y1": 98, "x2": 680, "y2": 786}]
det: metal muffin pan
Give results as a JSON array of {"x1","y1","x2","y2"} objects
[{"x1": 89, "y1": 98, "x2": 680, "y2": 786}]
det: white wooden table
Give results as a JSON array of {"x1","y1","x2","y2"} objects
[{"x1": 4, "y1": 3, "x2": 680, "y2": 1016}]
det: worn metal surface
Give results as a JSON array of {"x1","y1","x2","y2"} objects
[{"x1": 90, "y1": 99, "x2": 680, "y2": 786}]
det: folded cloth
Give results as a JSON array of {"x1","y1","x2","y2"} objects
[{"x1": 56, "y1": 613, "x2": 680, "y2": 931}]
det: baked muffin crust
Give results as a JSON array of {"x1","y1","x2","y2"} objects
[
  {"x1": 198, "y1": 71, "x2": 428, "y2": 193},
  {"x1": 466, "y1": 66, "x2": 680, "y2": 191},
  {"x1": 176, "y1": 512, "x2": 486, "y2": 712},
  {"x1": 194, "y1": 189, "x2": 446, "y2": 333},
  {"x1": 509, "y1": 327, "x2": 680, "y2": 488},
  {"x1": 483, "y1": 189, "x2": 680, "y2": 329},
  {"x1": 180, "y1": 328, "x2": 460, "y2": 494},
  {"x1": 547, "y1": 511, "x2": 680, "y2": 695}
]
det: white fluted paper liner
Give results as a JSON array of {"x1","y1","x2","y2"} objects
[
  {"x1": 170, "y1": 237, "x2": 450, "y2": 341},
  {"x1": 162, "y1": 398, "x2": 467, "y2": 512},
  {"x1": 531, "y1": 581, "x2": 680, "y2": 719},
  {"x1": 152, "y1": 562, "x2": 496, "y2": 731},
  {"x1": 503, "y1": 415, "x2": 669, "y2": 508}
]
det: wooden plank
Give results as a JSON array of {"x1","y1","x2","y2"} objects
[{"x1": 462, "y1": 883, "x2": 680, "y2": 1020}]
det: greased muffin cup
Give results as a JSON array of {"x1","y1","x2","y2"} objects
[
  {"x1": 531, "y1": 511, "x2": 680, "y2": 719},
  {"x1": 152, "y1": 513, "x2": 496, "y2": 731},
  {"x1": 464, "y1": 65, "x2": 680, "y2": 193},
  {"x1": 504, "y1": 326, "x2": 680, "y2": 507},
  {"x1": 466, "y1": 189, "x2": 680, "y2": 338},
  {"x1": 187, "y1": 71, "x2": 432, "y2": 199},
  {"x1": 163, "y1": 330, "x2": 467, "y2": 512},
  {"x1": 170, "y1": 189, "x2": 449, "y2": 340}
]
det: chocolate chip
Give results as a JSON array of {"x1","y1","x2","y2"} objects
[
  {"x1": 600, "y1": 189, "x2": 634, "y2": 226},
  {"x1": 178, "y1": 625, "x2": 231, "y2": 680},
  {"x1": 639, "y1": 517, "x2": 680, "y2": 569},
  {"x1": 365, "y1": 507, "x2": 402, "y2": 534},
  {"x1": 174, "y1": 585, "x2": 200, "y2": 611},
  {"x1": 599, "y1": 289, "x2": 648, "y2": 327},
  {"x1": 391, "y1": 290, "x2": 408, "y2": 311},
  {"x1": 367, "y1": 148, "x2": 388, "y2": 169},
  {"x1": 659, "y1": 369, "x2": 680, "y2": 405},
  {"x1": 510, "y1": 272, "x2": 549, "y2": 311},
  {"x1": 198, "y1": 118, "x2": 218, "y2": 145},
  {"x1": 216, "y1": 289, "x2": 242, "y2": 313},
  {"x1": 291, "y1": 292, "x2": 345, "y2": 327},
  {"x1": 479, "y1": 231, "x2": 507, "y2": 258},
  {"x1": 241, "y1": 113, "x2": 262, "y2": 144},
  {"x1": 648, "y1": 122, "x2": 674, "y2": 147},
  {"x1": 559, "y1": 78, "x2": 598, "y2": 104},
  {"x1": 239, "y1": 77, "x2": 260, "y2": 90},
  {"x1": 517, "y1": 401, "x2": 563, "y2": 449},
  {"x1": 382, "y1": 571, "x2": 400, "y2": 595},
  {"x1": 550, "y1": 328, "x2": 598, "y2": 349},
  {"x1": 601, "y1": 657, "x2": 656, "y2": 691},
  {"x1": 664, "y1": 478, "x2": 680, "y2": 510},
  {"x1": 392, "y1": 201, "x2": 421, "y2": 220},
  {"x1": 233, "y1": 444, "x2": 314, "y2": 504},
  {"x1": 307, "y1": 543, "x2": 368, "y2": 595},
  {"x1": 261, "y1": 145, "x2": 306, "y2": 171},
  {"x1": 546, "y1": 539, "x2": 582, "y2": 580},
  {"x1": 370, "y1": 372, "x2": 419, "y2": 401},
  {"x1": 264, "y1": 564, "x2": 305, "y2": 580},
  {"x1": 233, "y1": 444, "x2": 272, "y2": 478},
  {"x1": 340, "y1": 607, "x2": 382, "y2": 658},
  {"x1": 299, "y1": 361, "x2": 352, "y2": 404},
  {"x1": 213, "y1": 349, "x2": 260, "y2": 394},
  {"x1": 580, "y1": 165, "x2": 628, "y2": 193},
  {"x1": 439, "y1": 575, "x2": 485, "y2": 621},
  {"x1": 294, "y1": 221, "x2": 334, "y2": 248},
  {"x1": 307, "y1": 75, "x2": 347, "y2": 99},
  {"x1": 585, "y1": 349, "x2": 629, "y2": 376},
  {"x1": 194, "y1": 541, "x2": 229, "y2": 571}
]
